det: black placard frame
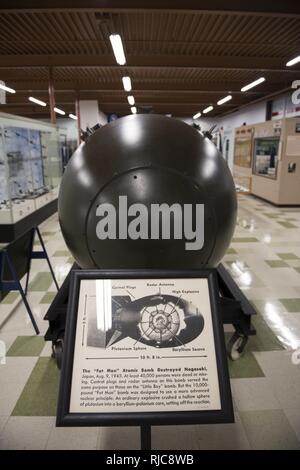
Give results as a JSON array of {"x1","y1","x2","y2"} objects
[{"x1": 56, "y1": 269, "x2": 233, "y2": 427}]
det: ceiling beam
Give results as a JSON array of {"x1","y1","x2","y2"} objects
[
  {"x1": 0, "y1": 2, "x2": 299, "y2": 17},
  {"x1": 0, "y1": 101, "x2": 238, "y2": 109},
  {"x1": 1, "y1": 40, "x2": 300, "y2": 48},
  {"x1": 3, "y1": 94, "x2": 254, "y2": 107},
  {"x1": 10, "y1": 88, "x2": 268, "y2": 96},
  {"x1": 0, "y1": 102, "x2": 76, "y2": 107},
  {"x1": 0, "y1": 107, "x2": 202, "y2": 118},
  {"x1": 3, "y1": 81, "x2": 283, "y2": 94},
  {"x1": 0, "y1": 55, "x2": 299, "y2": 72},
  {"x1": 0, "y1": 105, "x2": 74, "y2": 115}
]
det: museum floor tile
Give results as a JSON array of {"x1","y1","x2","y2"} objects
[{"x1": 1, "y1": 194, "x2": 300, "y2": 449}]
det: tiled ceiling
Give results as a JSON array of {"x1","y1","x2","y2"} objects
[{"x1": 0, "y1": 2, "x2": 300, "y2": 118}]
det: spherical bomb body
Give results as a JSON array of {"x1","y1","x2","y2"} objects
[{"x1": 58, "y1": 114, "x2": 237, "y2": 269}]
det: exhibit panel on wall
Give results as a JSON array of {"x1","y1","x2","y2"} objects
[
  {"x1": 271, "y1": 92, "x2": 300, "y2": 121},
  {"x1": 233, "y1": 125, "x2": 254, "y2": 193}
]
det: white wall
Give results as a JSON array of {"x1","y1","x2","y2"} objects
[
  {"x1": 217, "y1": 101, "x2": 266, "y2": 130},
  {"x1": 79, "y1": 100, "x2": 107, "y2": 130},
  {"x1": 180, "y1": 100, "x2": 266, "y2": 132},
  {"x1": 98, "y1": 109, "x2": 108, "y2": 126},
  {"x1": 271, "y1": 91, "x2": 300, "y2": 120}
]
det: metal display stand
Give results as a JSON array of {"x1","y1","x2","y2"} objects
[
  {"x1": 0, "y1": 226, "x2": 59, "y2": 334},
  {"x1": 140, "y1": 425, "x2": 151, "y2": 450},
  {"x1": 217, "y1": 264, "x2": 256, "y2": 359}
]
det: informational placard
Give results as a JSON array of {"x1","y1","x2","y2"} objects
[{"x1": 57, "y1": 270, "x2": 233, "y2": 426}]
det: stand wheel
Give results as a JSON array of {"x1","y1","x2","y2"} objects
[
  {"x1": 227, "y1": 332, "x2": 248, "y2": 361},
  {"x1": 52, "y1": 339, "x2": 64, "y2": 370}
]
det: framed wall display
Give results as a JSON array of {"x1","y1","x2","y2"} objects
[
  {"x1": 57, "y1": 269, "x2": 233, "y2": 427},
  {"x1": 234, "y1": 128, "x2": 253, "y2": 168}
]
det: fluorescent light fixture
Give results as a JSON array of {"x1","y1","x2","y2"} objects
[
  {"x1": 54, "y1": 107, "x2": 65, "y2": 115},
  {"x1": 286, "y1": 55, "x2": 300, "y2": 67},
  {"x1": 28, "y1": 96, "x2": 46, "y2": 107},
  {"x1": 127, "y1": 95, "x2": 135, "y2": 106},
  {"x1": 122, "y1": 76, "x2": 132, "y2": 92},
  {"x1": 0, "y1": 83, "x2": 16, "y2": 94},
  {"x1": 217, "y1": 95, "x2": 232, "y2": 105},
  {"x1": 203, "y1": 106, "x2": 213, "y2": 114},
  {"x1": 131, "y1": 106, "x2": 137, "y2": 114},
  {"x1": 241, "y1": 77, "x2": 265, "y2": 92},
  {"x1": 109, "y1": 34, "x2": 126, "y2": 65},
  {"x1": 193, "y1": 112, "x2": 201, "y2": 119},
  {"x1": 69, "y1": 113, "x2": 77, "y2": 120}
]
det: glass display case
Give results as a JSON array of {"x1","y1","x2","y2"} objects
[
  {"x1": 253, "y1": 137, "x2": 280, "y2": 179},
  {"x1": 0, "y1": 112, "x2": 62, "y2": 225},
  {"x1": 251, "y1": 118, "x2": 300, "y2": 205}
]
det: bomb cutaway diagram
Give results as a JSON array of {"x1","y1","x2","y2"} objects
[{"x1": 87, "y1": 291, "x2": 205, "y2": 349}]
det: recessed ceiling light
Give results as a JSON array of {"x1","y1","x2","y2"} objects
[
  {"x1": 203, "y1": 106, "x2": 213, "y2": 114},
  {"x1": 193, "y1": 112, "x2": 201, "y2": 119},
  {"x1": 54, "y1": 107, "x2": 65, "y2": 115},
  {"x1": 0, "y1": 83, "x2": 16, "y2": 94},
  {"x1": 217, "y1": 95, "x2": 232, "y2": 105},
  {"x1": 131, "y1": 106, "x2": 137, "y2": 114},
  {"x1": 286, "y1": 55, "x2": 300, "y2": 67},
  {"x1": 122, "y1": 76, "x2": 132, "y2": 92},
  {"x1": 109, "y1": 34, "x2": 126, "y2": 65},
  {"x1": 127, "y1": 95, "x2": 135, "y2": 106},
  {"x1": 241, "y1": 77, "x2": 265, "y2": 92},
  {"x1": 69, "y1": 113, "x2": 77, "y2": 120},
  {"x1": 28, "y1": 96, "x2": 46, "y2": 107}
]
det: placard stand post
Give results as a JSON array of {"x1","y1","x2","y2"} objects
[{"x1": 140, "y1": 425, "x2": 151, "y2": 450}]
